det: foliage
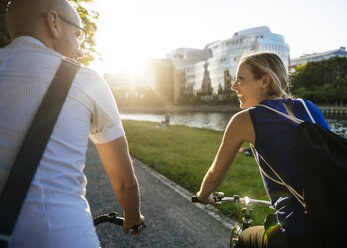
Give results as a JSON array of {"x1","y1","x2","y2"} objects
[
  {"x1": 175, "y1": 95, "x2": 202, "y2": 105},
  {"x1": 291, "y1": 57, "x2": 347, "y2": 105},
  {"x1": 0, "y1": 0, "x2": 10, "y2": 48},
  {"x1": 123, "y1": 120, "x2": 273, "y2": 224},
  {"x1": 0, "y1": 0, "x2": 99, "y2": 66},
  {"x1": 224, "y1": 69, "x2": 233, "y2": 94},
  {"x1": 69, "y1": 0, "x2": 99, "y2": 65}
]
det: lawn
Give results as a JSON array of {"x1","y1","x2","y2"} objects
[{"x1": 123, "y1": 120, "x2": 274, "y2": 224}]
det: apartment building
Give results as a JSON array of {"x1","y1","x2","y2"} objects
[
  {"x1": 193, "y1": 26, "x2": 290, "y2": 93},
  {"x1": 290, "y1": 46, "x2": 347, "y2": 72}
]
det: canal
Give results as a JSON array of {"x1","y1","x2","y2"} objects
[{"x1": 119, "y1": 111, "x2": 347, "y2": 138}]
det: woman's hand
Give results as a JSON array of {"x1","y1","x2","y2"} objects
[{"x1": 196, "y1": 192, "x2": 217, "y2": 206}]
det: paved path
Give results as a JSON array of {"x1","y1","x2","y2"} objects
[{"x1": 85, "y1": 140, "x2": 235, "y2": 248}]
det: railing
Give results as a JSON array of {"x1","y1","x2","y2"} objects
[{"x1": 318, "y1": 106, "x2": 347, "y2": 115}]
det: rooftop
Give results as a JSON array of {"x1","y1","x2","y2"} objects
[{"x1": 291, "y1": 47, "x2": 346, "y2": 62}]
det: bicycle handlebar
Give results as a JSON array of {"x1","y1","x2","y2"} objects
[
  {"x1": 222, "y1": 196, "x2": 272, "y2": 206},
  {"x1": 192, "y1": 192, "x2": 272, "y2": 207},
  {"x1": 191, "y1": 195, "x2": 220, "y2": 204},
  {"x1": 93, "y1": 212, "x2": 145, "y2": 232}
]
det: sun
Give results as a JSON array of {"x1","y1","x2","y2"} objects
[{"x1": 88, "y1": 1, "x2": 175, "y2": 76}]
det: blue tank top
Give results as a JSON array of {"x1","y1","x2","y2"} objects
[{"x1": 249, "y1": 98, "x2": 329, "y2": 235}]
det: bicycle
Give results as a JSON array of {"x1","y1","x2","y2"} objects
[
  {"x1": 192, "y1": 192, "x2": 274, "y2": 248},
  {"x1": 93, "y1": 212, "x2": 145, "y2": 233}
]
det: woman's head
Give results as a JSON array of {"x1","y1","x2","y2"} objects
[{"x1": 232, "y1": 51, "x2": 290, "y2": 108}]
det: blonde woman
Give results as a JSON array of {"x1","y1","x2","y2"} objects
[{"x1": 195, "y1": 52, "x2": 338, "y2": 247}]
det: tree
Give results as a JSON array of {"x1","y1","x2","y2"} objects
[
  {"x1": 0, "y1": 0, "x2": 99, "y2": 66},
  {"x1": 224, "y1": 69, "x2": 232, "y2": 94},
  {"x1": 291, "y1": 57, "x2": 347, "y2": 105},
  {"x1": 0, "y1": 0, "x2": 11, "y2": 48},
  {"x1": 69, "y1": 0, "x2": 99, "y2": 65}
]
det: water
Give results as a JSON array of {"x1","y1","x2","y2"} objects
[
  {"x1": 325, "y1": 115, "x2": 347, "y2": 138},
  {"x1": 120, "y1": 112, "x2": 347, "y2": 138}
]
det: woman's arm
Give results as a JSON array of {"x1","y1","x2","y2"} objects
[{"x1": 196, "y1": 110, "x2": 255, "y2": 204}]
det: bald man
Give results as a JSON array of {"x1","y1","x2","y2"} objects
[{"x1": 0, "y1": 0, "x2": 145, "y2": 247}]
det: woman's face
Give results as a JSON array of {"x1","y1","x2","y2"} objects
[{"x1": 232, "y1": 63, "x2": 266, "y2": 109}]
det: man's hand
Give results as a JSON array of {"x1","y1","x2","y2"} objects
[{"x1": 123, "y1": 214, "x2": 146, "y2": 236}]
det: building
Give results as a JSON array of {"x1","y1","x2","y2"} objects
[
  {"x1": 104, "y1": 59, "x2": 174, "y2": 105},
  {"x1": 109, "y1": 26, "x2": 290, "y2": 104},
  {"x1": 290, "y1": 46, "x2": 347, "y2": 71},
  {"x1": 141, "y1": 59, "x2": 174, "y2": 105},
  {"x1": 167, "y1": 48, "x2": 211, "y2": 103},
  {"x1": 104, "y1": 73, "x2": 134, "y2": 90},
  {"x1": 193, "y1": 26, "x2": 290, "y2": 94},
  {"x1": 104, "y1": 72, "x2": 141, "y2": 103}
]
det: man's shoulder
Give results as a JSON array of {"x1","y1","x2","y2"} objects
[
  {"x1": 76, "y1": 66, "x2": 106, "y2": 86},
  {"x1": 2, "y1": 36, "x2": 64, "y2": 68},
  {"x1": 72, "y1": 66, "x2": 112, "y2": 101}
]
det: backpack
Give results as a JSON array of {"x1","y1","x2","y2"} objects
[{"x1": 251, "y1": 99, "x2": 347, "y2": 228}]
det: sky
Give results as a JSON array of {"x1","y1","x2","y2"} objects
[{"x1": 87, "y1": 0, "x2": 347, "y2": 75}]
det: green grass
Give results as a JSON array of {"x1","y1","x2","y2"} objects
[{"x1": 123, "y1": 120, "x2": 274, "y2": 225}]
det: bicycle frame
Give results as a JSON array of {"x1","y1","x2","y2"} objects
[{"x1": 192, "y1": 192, "x2": 273, "y2": 248}]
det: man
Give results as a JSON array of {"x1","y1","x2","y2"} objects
[{"x1": 0, "y1": 0, "x2": 145, "y2": 247}]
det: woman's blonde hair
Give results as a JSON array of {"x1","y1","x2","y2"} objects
[{"x1": 239, "y1": 51, "x2": 291, "y2": 98}]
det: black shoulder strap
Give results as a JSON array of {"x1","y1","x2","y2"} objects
[{"x1": 0, "y1": 58, "x2": 80, "y2": 245}]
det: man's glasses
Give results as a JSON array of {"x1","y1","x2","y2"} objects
[{"x1": 40, "y1": 12, "x2": 87, "y2": 46}]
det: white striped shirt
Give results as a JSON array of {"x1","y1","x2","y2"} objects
[{"x1": 0, "y1": 36, "x2": 124, "y2": 247}]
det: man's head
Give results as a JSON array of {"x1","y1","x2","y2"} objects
[{"x1": 7, "y1": 0, "x2": 84, "y2": 60}]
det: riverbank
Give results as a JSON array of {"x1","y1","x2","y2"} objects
[
  {"x1": 119, "y1": 104, "x2": 347, "y2": 115},
  {"x1": 119, "y1": 105, "x2": 241, "y2": 113},
  {"x1": 122, "y1": 120, "x2": 274, "y2": 225}
]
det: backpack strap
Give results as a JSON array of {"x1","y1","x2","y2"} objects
[
  {"x1": 297, "y1": 98, "x2": 316, "y2": 123},
  {"x1": 250, "y1": 144, "x2": 305, "y2": 207},
  {"x1": 256, "y1": 103, "x2": 304, "y2": 124},
  {"x1": 0, "y1": 58, "x2": 80, "y2": 246}
]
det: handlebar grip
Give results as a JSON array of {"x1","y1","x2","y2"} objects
[
  {"x1": 113, "y1": 217, "x2": 146, "y2": 233},
  {"x1": 191, "y1": 195, "x2": 201, "y2": 203},
  {"x1": 132, "y1": 224, "x2": 146, "y2": 232},
  {"x1": 191, "y1": 195, "x2": 218, "y2": 203},
  {"x1": 93, "y1": 212, "x2": 145, "y2": 232},
  {"x1": 116, "y1": 217, "x2": 146, "y2": 232}
]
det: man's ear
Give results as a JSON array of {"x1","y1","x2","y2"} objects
[
  {"x1": 261, "y1": 74, "x2": 272, "y2": 88},
  {"x1": 44, "y1": 10, "x2": 60, "y2": 39}
]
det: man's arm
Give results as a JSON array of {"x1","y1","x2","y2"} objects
[{"x1": 95, "y1": 135, "x2": 145, "y2": 234}]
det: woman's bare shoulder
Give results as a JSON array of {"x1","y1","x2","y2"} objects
[
  {"x1": 229, "y1": 109, "x2": 252, "y2": 124},
  {"x1": 225, "y1": 109, "x2": 254, "y2": 144}
]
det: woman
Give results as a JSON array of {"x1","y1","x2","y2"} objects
[{"x1": 195, "y1": 52, "x2": 336, "y2": 248}]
